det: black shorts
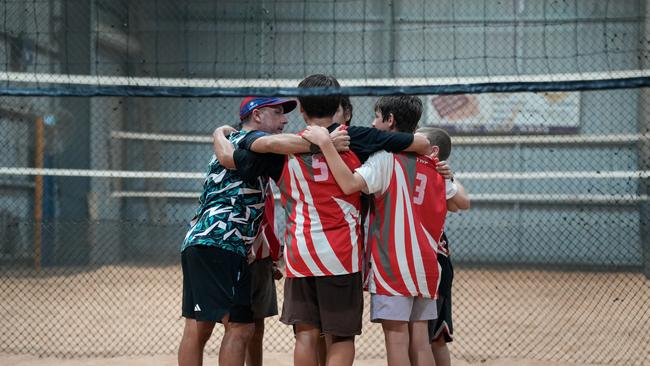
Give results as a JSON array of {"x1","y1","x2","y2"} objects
[
  {"x1": 249, "y1": 257, "x2": 278, "y2": 319},
  {"x1": 280, "y1": 272, "x2": 363, "y2": 337},
  {"x1": 181, "y1": 245, "x2": 253, "y2": 323},
  {"x1": 429, "y1": 253, "x2": 454, "y2": 343}
]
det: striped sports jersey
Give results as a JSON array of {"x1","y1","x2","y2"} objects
[
  {"x1": 250, "y1": 183, "x2": 282, "y2": 262},
  {"x1": 276, "y1": 151, "x2": 363, "y2": 278},
  {"x1": 357, "y1": 151, "x2": 447, "y2": 298}
]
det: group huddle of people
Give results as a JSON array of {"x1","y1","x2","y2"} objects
[{"x1": 178, "y1": 74, "x2": 470, "y2": 366}]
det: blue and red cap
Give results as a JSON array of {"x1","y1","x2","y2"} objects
[{"x1": 239, "y1": 97, "x2": 298, "y2": 121}]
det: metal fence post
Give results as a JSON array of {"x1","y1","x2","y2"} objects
[{"x1": 636, "y1": 2, "x2": 650, "y2": 278}]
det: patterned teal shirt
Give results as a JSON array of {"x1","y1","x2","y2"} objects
[{"x1": 181, "y1": 130, "x2": 270, "y2": 257}]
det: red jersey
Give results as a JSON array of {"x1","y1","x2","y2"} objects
[
  {"x1": 276, "y1": 151, "x2": 362, "y2": 277},
  {"x1": 250, "y1": 184, "x2": 282, "y2": 262},
  {"x1": 357, "y1": 151, "x2": 446, "y2": 298}
]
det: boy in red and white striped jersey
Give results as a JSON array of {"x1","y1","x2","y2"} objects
[{"x1": 302, "y1": 96, "x2": 450, "y2": 366}]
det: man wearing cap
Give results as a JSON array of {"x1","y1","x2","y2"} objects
[
  {"x1": 179, "y1": 97, "x2": 350, "y2": 366},
  {"x1": 178, "y1": 97, "x2": 311, "y2": 366}
]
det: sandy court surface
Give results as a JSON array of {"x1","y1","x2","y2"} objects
[
  {"x1": 1, "y1": 265, "x2": 648, "y2": 365},
  {"x1": 0, "y1": 353, "x2": 602, "y2": 366}
]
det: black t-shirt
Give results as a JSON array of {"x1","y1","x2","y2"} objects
[
  {"x1": 232, "y1": 130, "x2": 285, "y2": 183},
  {"x1": 338, "y1": 123, "x2": 414, "y2": 163},
  {"x1": 233, "y1": 123, "x2": 415, "y2": 179}
]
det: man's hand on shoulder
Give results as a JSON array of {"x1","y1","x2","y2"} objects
[
  {"x1": 213, "y1": 125, "x2": 237, "y2": 139},
  {"x1": 212, "y1": 125, "x2": 238, "y2": 169}
]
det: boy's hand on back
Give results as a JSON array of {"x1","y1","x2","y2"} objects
[
  {"x1": 272, "y1": 261, "x2": 283, "y2": 280},
  {"x1": 436, "y1": 160, "x2": 453, "y2": 180},
  {"x1": 329, "y1": 125, "x2": 350, "y2": 152}
]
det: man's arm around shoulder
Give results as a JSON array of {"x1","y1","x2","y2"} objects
[
  {"x1": 250, "y1": 129, "x2": 350, "y2": 155},
  {"x1": 249, "y1": 133, "x2": 312, "y2": 154},
  {"x1": 213, "y1": 126, "x2": 237, "y2": 169}
]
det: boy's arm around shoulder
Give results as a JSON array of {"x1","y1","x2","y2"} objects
[
  {"x1": 447, "y1": 178, "x2": 470, "y2": 212},
  {"x1": 436, "y1": 160, "x2": 470, "y2": 212}
]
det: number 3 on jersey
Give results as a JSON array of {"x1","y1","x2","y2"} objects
[
  {"x1": 413, "y1": 173, "x2": 427, "y2": 205},
  {"x1": 312, "y1": 155, "x2": 329, "y2": 182}
]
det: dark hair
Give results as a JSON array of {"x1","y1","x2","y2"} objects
[
  {"x1": 416, "y1": 127, "x2": 452, "y2": 160},
  {"x1": 298, "y1": 74, "x2": 342, "y2": 118},
  {"x1": 374, "y1": 96, "x2": 423, "y2": 133},
  {"x1": 340, "y1": 95, "x2": 353, "y2": 125}
]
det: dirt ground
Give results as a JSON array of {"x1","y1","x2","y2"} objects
[
  {"x1": 1, "y1": 265, "x2": 648, "y2": 365},
  {"x1": 0, "y1": 353, "x2": 602, "y2": 366}
]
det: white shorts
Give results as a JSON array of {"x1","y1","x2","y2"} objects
[{"x1": 370, "y1": 294, "x2": 438, "y2": 323}]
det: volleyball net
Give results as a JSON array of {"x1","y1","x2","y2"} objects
[{"x1": 1, "y1": 0, "x2": 649, "y2": 365}]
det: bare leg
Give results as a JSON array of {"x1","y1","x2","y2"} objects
[
  {"x1": 178, "y1": 318, "x2": 216, "y2": 366},
  {"x1": 316, "y1": 334, "x2": 327, "y2": 366},
  {"x1": 431, "y1": 336, "x2": 451, "y2": 366},
  {"x1": 294, "y1": 323, "x2": 320, "y2": 366},
  {"x1": 408, "y1": 321, "x2": 436, "y2": 366},
  {"x1": 219, "y1": 314, "x2": 255, "y2": 366},
  {"x1": 245, "y1": 319, "x2": 265, "y2": 366},
  {"x1": 325, "y1": 335, "x2": 355, "y2": 366},
  {"x1": 381, "y1": 320, "x2": 410, "y2": 366}
]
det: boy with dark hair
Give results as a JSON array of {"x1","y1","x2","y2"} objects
[
  {"x1": 302, "y1": 95, "x2": 446, "y2": 366},
  {"x1": 368, "y1": 105, "x2": 470, "y2": 366},
  {"x1": 296, "y1": 74, "x2": 342, "y2": 117},
  {"x1": 372, "y1": 95, "x2": 423, "y2": 133}
]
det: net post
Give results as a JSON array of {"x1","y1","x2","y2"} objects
[
  {"x1": 33, "y1": 116, "x2": 44, "y2": 272},
  {"x1": 640, "y1": 102, "x2": 650, "y2": 279},
  {"x1": 640, "y1": 3, "x2": 650, "y2": 279}
]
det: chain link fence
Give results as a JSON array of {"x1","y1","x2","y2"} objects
[{"x1": 1, "y1": 0, "x2": 649, "y2": 365}]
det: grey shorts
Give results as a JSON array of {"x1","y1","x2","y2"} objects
[
  {"x1": 370, "y1": 294, "x2": 437, "y2": 323},
  {"x1": 249, "y1": 257, "x2": 279, "y2": 319}
]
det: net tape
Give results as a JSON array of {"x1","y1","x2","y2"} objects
[{"x1": 2, "y1": 70, "x2": 650, "y2": 96}]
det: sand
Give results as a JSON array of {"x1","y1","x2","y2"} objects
[
  {"x1": 1, "y1": 265, "x2": 648, "y2": 365},
  {"x1": 0, "y1": 353, "x2": 602, "y2": 366}
]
